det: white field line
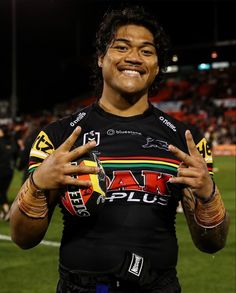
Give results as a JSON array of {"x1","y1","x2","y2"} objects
[{"x1": 0, "y1": 234, "x2": 60, "y2": 247}]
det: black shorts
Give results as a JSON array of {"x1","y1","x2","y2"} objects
[{"x1": 56, "y1": 265, "x2": 181, "y2": 293}]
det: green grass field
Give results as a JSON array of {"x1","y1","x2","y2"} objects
[{"x1": 0, "y1": 156, "x2": 235, "y2": 293}]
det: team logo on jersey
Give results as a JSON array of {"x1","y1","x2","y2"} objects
[
  {"x1": 30, "y1": 131, "x2": 54, "y2": 159},
  {"x1": 83, "y1": 130, "x2": 100, "y2": 146},
  {"x1": 196, "y1": 138, "x2": 212, "y2": 162},
  {"x1": 142, "y1": 137, "x2": 169, "y2": 151}
]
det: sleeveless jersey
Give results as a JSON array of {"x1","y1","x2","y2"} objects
[{"x1": 28, "y1": 102, "x2": 213, "y2": 272}]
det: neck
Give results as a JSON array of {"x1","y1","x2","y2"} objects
[{"x1": 99, "y1": 91, "x2": 149, "y2": 117}]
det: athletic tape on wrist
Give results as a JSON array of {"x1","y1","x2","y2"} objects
[
  {"x1": 194, "y1": 186, "x2": 226, "y2": 228},
  {"x1": 17, "y1": 173, "x2": 48, "y2": 219}
]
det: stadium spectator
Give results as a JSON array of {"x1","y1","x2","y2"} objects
[
  {"x1": 17, "y1": 114, "x2": 53, "y2": 183},
  {"x1": 17, "y1": 121, "x2": 41, "y2": 183},
  {"x1": 0, "y1": 125, "x2": 18, "y2": 221},
  {"x1": 10, "y1": 6, "x2": 229, "y2": 293}
]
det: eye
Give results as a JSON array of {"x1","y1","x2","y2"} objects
[
  {"x1": 141, "y1": 49, "x2": 155, "y2": 56},
  {"x1": 113, "y1": 45, "x2": 128, "y2": 52}
]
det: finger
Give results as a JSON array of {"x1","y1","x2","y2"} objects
[
  {"x1": 179, "y1": 161, "x2": 188, "y2": 168},
  {"x1": 169, "y1": 144, "x2": 193, "y2": 166},
  {"x1": 58, "y1": 126, "x2": 82, "y2": 152},
  {"x1": 185, "y1": 130, "x2": 201, "y2": 157},
  {"x1": 64, "y1": 164, "x2": 100, "y2": 175},
  {"x1": 68, "y1": 140, "x2": 97, "y2": 162},
  {"x1": 66, "y1": 175, "x2": 92, "y2": 187},
  {"x1": 169, "y1": 175, "x2": 196, "y2": 187},
  {"x1": 177, "y1": 167, "x2": 199, "y2": 178}
]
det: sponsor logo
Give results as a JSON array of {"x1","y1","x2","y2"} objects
[
  {"x1": 70, "y1": 112, "x2": 86, "y2": 127},
  {"x1": 105, "y1": 170, "x2": 172, "y2": 206},
  {"x1": 128, "y1": 253, "x2": 144, "y2": 277},
  {"x1": 107, "y1": 129, "x2": 142, "y2": 136},
  {"x1": 31, "y1": 131, "x2": 54, "y2": 155},
  {"x1": 62, "y1": 161, "x2": 91, "y2": 217},
  {"x1": 142, "y1": 137, "x2": 169, "y2": 151},
  {"x1": 83, "y1": 130, "x2": 100, "y2": 146},
  {"x1": 61, "y1": 157, "x2": 106, "y2": 217},
  {"x1": 159, "y1": 116, "x2": 177, "y2": 132},
  {"x1": 107, "y1": 170, "x2": 172, "y2": 195},
  {"x1": 107, "y1": 129, "x2": 115, "y2": 136},
  {"x1": 105, "y1": 191, "x2": 169, "y2": 206},
  {"x1": 62, "y1": 190, "x2": 91, "y2": 217}
]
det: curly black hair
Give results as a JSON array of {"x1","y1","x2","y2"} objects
[{"x1": 91, "y1": 5, "x2": 171, "y2": 97}]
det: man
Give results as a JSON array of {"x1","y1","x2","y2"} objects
[
  {"x1": 10, "y1": 6, "x2": 229, "y2": 293},
  {"x1": 0, "y1": 125, "x2": 17, "y2": 221}
]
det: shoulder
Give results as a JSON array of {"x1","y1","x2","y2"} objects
[
  {"x1": 152, "y1": 105, "x2": 204, "y2": 144},
  {"x1": 29, "y1": 104, "x2": 94, "y2": 152},
  {"x1": 40, "y1": 104, "x2": 94, "y2": 147}
]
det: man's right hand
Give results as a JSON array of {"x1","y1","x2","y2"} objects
[{"x1": 32, "y1": 126, "x2": 99, "y2": 190}]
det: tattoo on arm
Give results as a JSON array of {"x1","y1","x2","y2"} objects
[{"x1": 182, "y1": 187, "x2": 230, "y2": 253}]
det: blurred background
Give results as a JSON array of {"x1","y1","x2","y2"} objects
[
  {"x1": 0, "y1": 1, "x2": 235, "y2": 292},
  {"x1": 0, "y1": 0, "x2": 235, "y2": 150}
]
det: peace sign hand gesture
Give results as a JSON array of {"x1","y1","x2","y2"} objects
[
  {"x1": 168, "y1": 130, "x2": 214, "y2": 201},
  {"x1": 32, "y1": 126, "x2": 99, "y2": 191}
]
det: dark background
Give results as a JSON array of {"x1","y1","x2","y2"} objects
[{"x1": 0, "y1": 0, "x2": 235, "y2": 114}]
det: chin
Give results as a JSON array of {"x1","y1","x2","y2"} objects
[{"x1": 121, "y1": 89, "x2": 146, "y2": 102}]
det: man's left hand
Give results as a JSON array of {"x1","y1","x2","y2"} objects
[{"x1": 168, "y1": 130, "x2": 214, "y2": 201}]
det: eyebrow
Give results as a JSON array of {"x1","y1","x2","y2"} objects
[{"x1": 113, "y1": 38, "x2": 156, "y2": 48}]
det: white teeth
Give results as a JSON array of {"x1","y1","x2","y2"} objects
[{"x1": 122, "y1": 70, "x2": 140, "y2": 76}]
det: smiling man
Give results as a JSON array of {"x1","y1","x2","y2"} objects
[
  {"x1": 99, "y1": 24, "x2": 159, "y2": 103},
  {"x1": 10, "y1": 6, "x2": 229, "y2": 293}
]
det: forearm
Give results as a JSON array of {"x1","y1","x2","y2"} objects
[
  {"x1": 10, "y1": 200, "x2": 50, "y2": 249},
  {"x1": 10, "y1": 175, "x2": 58, "y2": 249},
  {"x1": 182, "y1": 186, "x2": 230, "y2": 253}
]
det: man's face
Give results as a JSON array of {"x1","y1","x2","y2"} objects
[{"x1": 99, "y1": 24, "x2": 159, "y2": 97}]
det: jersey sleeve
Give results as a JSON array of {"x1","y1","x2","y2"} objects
[
  {"x1": 190, "y1": 126, "x2": 214, "y2": 177},
  {"x1": 28, "y1": 129, "x2": 55, "y2": 174},
  {"x1": 26, "y1": 107, "x2": 91, "y2": 175}
]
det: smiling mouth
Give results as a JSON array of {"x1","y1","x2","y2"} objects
[{"x1": 121, "y1": 70, "x2": 141, "y2": 77}]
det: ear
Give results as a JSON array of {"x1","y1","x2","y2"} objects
[
  {"x1": 98, "y1": 56, "x2": 103, "y2": 68},
  {"x1": 156, "y1": 66, "x2": 159, "y2": 76}
]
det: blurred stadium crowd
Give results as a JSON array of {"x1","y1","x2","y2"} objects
[
  {"x1": 54, "y1": 65, "x2": 236, "y2": 146},
  {"x1": 0, "y1": 65, "x2": 235, "y2": 220},
  {"x1": 151, "y1": 66, "x2": 236, "y2": 147}
]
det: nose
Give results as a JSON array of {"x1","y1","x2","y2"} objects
[{"x1": 124, "y1": 48, "x2": 143, "y2": 64}]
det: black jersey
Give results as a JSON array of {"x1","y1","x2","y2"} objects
[{"x1": 28, "y1": 102, "x2": 213, "y2": 272}]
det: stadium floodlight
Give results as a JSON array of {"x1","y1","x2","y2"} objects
[
  {"x1": 172, "y1": 54, "x2": 178, "y2": 62},
  {"x1": 198, "y1": 63, "x2": 211, "y2": 70},
  {"x1": 212, "y1": 61, "x2": 230, "y2": 69},
  {"x1": 211, "y1": 51, "x2": 218, "y2": 59},
  {"x1": 167, "y1": 65, "x2": 179, "y2": 73}
]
